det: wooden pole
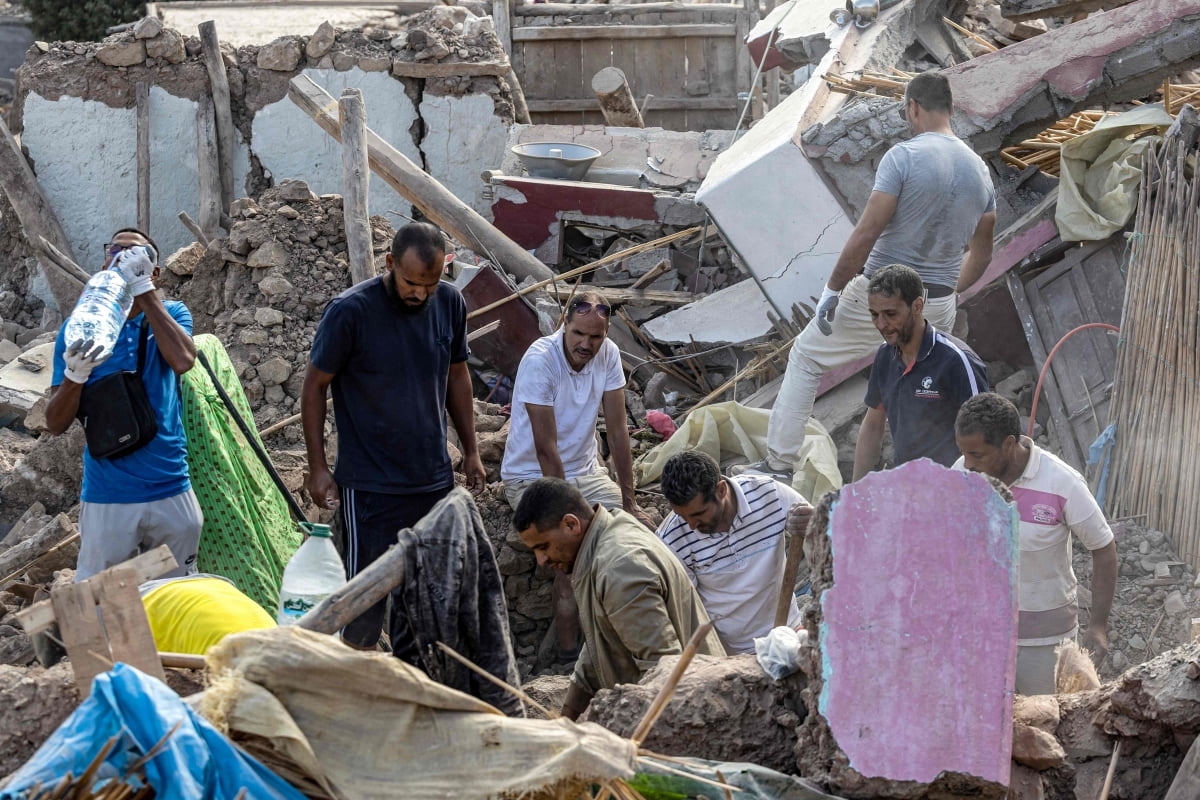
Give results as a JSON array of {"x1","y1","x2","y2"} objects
[
  {"x1": 177, "y1": 210, "x2": 210, "y2": 248},
  {"x1": 198, "y1": 20, "x2": 235, "y2": 217},
  {"x1": 339, "y1": 88, "x2": 374, "y2": 286},
  {"x1": 490, "y1": 0, "x2": 531, "y2": 124},
  {"x1": 774, "y1": 523, "x2": 804, "y2": 628},
  {"x1": 629, "y1": 620, "x2": 716, "y2": 745},
  {"x1": 135, "y1": 81, "x2": 151, "y2": 235},
  {"x1": 592, "y1": 67, "x2": 645, "y2": 128},
  {"x1": 195, "y1": 97, "x2": 222, "y2": 241},
  {"x1": 0, "y1": 115, "x2": 84, "y2": 313},
  {"x1": 297, "y1": 538, "x2": 407, "y2": 634},
  {"x1": 506, "y1": 66, "x2": 532, "y2": 126},
  {"x1": 287, "y1": 74, "x2": 555, "y2": 284}
]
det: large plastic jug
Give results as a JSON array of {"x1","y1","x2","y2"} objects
[
  {"x1": 277, "y1": 521, "x2": 347, "y2": 625},
  {"x1": 63, "y1": 270, "x2": 133, "y2": 356}
]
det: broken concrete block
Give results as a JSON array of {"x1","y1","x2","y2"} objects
[
  {"x1": 257, "y1": 36, "x2": 303, "y2": 71},
  {"x1": 1014, "y1": 694, "x2": 1061, "y2": 734},
  {"x1": 146, "y1": 29, "x2": 186, "y2": 64},
  {"x1": 306, "y1": 21, "x2": 336, "y2": 59},
  {"x1": 1012, "y1": 722, "x2": 1067, "y2": 770},
  {"x1": 165, "y1": 241, "x2": 205, "y2": 276},
  {"x1": 746, "y1": 0, "x2": 837, "y2": 72},
  {"x1": 1166, "y1": 590, "x2": 1188, "y2": 616},
  {"x1": 133, "y1": 16, "x2": 163, "y2": 39},
  {"x1": 0, "y1": 343, "x2": 55, "y2": 420},
  {"x1": 277, "y1": 179, "x2": 316, "y2": 203},
  {"x1": 0, "y1": 339, "x2": 20, "y2": 365},
  {"x1": 796, "y1": 460, "x2": 1017, "y2": 797},
  {"x1": 246, "y1": 241, "x2": 289, "y2": 268},
  {"x1": 1000, "y1": 0, "x2": 1136, "y2": 22},
  {"x1": 357, "y1": 55, "x2": 392, "y2": 72},
  {"x1": 643, "y1": 279, "x2": 774, "y2": 347},
  {"x1": 96, "y1": 39, "x2": 147, "y2": 67}
]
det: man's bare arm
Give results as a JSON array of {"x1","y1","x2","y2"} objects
[
  {"x1": 526, "y1": 403, "x2": 565, "y2": 479},
  {"x1": 852, "y1": 406, "x2": 887, "y2": 481},
  {"x1": 956, "y1": 211, "x2": 997, "y2": 293}
]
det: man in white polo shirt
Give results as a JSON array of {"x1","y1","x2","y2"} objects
[
  {"x1": 656, "y1": 450, "x2": 813, "y2": 654},
  {"x1": 954, "y1": 392, "x2": 1118, "y2": 695},
  {"x1": 503, "y1": 291, "x2": 650, "y2": 657}
]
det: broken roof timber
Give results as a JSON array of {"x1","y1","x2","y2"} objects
[{"x1": 1000, "y1": 0, "x2": 1137, "y2": 22}]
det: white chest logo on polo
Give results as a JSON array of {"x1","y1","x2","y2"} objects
[
  {"x1": 915, "y1": 376, "x2": 941, "y2": 399},
  {"x1": 1031, "y1": 503, "x2": 1060, "y2": 525}
]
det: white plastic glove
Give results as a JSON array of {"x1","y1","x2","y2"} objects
[
  {"x1": 815, "y1": 285, "x2": 840, "y2": 336},
  {"x1": 111, "y1": 247, "x2": 156, "y2": 296},
  {"x1": 63, "y1": 338, "x2": 111, "y2": 385}
]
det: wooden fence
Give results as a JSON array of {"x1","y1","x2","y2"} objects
[{"x1": 502, "y1": 1, "x2": 756, "y2": 131}]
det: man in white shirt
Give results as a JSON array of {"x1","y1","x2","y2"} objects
[
  {"x1": 656, "y1": 450, "x2": 813, "y2": 654},
  {"x1": 502, "y1": 291, "x2": 650, "y2": 656},
  {"x1": 954, "y1": 392, "x2": 1118, "y2": 695}
]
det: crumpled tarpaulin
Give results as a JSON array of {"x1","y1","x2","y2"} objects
[
  {"x1": 0, "y1": 663, "x2": 305, "y2": 800},
  {"x1": 1056, "y1": 105, "x2": 1174, "y2": 242},
  {"x1": 635, "y1": 757, "x2": 848, "y2": 800},
  {"x1": 197, "y1": 626, "x2": 638, "y2": 800},
  {"x1": 634, "y1": 401, "x2": 842, "y2": 502}
]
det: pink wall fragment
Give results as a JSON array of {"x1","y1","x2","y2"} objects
[{"x1": 818, "y1": 459, "x2": 1018, "y2": 786}]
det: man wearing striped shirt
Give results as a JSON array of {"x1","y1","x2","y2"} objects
[
  {"x1": 656, "y1": 451, "x2": 813, "y2": 654},
  {"x1": 854, "y1": 264, "x2": 988, "y2": 479}
]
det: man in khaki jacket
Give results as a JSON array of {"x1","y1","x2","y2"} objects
[{"x1": 514, "y1": 477, "x2": 725, "y2": 720}]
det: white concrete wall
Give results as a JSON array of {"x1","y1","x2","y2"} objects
[
  {"x1": 420, "y1": 92, "x2": 506, "y2": 217},
  {"x1": 22, "y1": 88, "x2": 252, "y2": 297}
]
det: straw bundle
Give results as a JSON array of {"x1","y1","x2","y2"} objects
[{"x1": 1106, "y1": 112, "x2": 1200, "y2": 565}]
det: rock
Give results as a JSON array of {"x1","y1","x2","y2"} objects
[
  {"x1": 256, "y1": 357, "x2": 293, "y2": 386},
  {"x1": 241, "y1": 328, "x2": 269, "y2": 346},
  {"x1": 146, "y1": 29, "x2": 186, "y2": 64},
  {"x1": 133, "y1": 16, "x2": 163, "y2": 39},
  {"x1": 1129, "y1": 633, "x2": 1148, "y2": 650},
  {"x1": 477, "y1": 430, "x2": 506, "y2": 465},
  {"x1": 357, "y1": 55, "x2": 392, "y2": 72},
  {"x1": 1014, "y1": 694, "x2": 1060, "y2": 734},
  {"x1": 254, "y1": 308, "x2": 285, "y2": 327},
  {"x1": 414, "y1": 41, "x2": 451, "y2": 62},
  {"x1": 277, "y1": 205, "x2": 300, "y2": 220},
  {"x1": 0, "y1": 340, "x2": 20, "y2": 365},
  {"x1": 995, "y1": 369, "x2": 1033, "y2": 402},
  {"x1": 496, "y1": 545, "x2": 535, "y2": 576},
  {"x1": 230, "y1": 197, "x2": 261, "y2": 218},
  {"x1": 514, "y1": 582, "x2": 553, "y2": 619},
  {"x1": 1166, "y1": 590, "x2": 1187, "y2": 616},
  {"x1": 522, "y1": 674, "x2": 571, "y2": 719},
  {"x1": 475, "y1": 414, "x2": 507, "y2": 433},
  {"x1": 427, "y1": 5, "x2": 470, "y2": 29},
  {"x1": 278, "y1": 180, "x2": 316, "y2": 203},
  {"x1": 247, "y1": 242, "x2": 290, "y2": 269},
  {"x1": 165, "y1": 241, "x2": 206, "y2": 276},
  {"x1": 96, "y1": 40, "x2": 146, "y2": 67},
  {"x1": 258, "y1": 276, "x2": 295, "y2": 297},
  {"x1": 1008, "y1": 764, "x2": 1045, "y2": 800},
  {"x1": 306, "y1": 21, "x2": 336, "y2": 59},
  {"x1": 1140, "y1": 540, "x2": 1151, "y2": 555},
  {"x1": 1012, "y1": 722, "x2": 1066, "y2": 770},
  {"x1": 390, "y1": 34, "x2": 409, "y2": 50},
  {"x1": 257, "y1": 36, "x2": 303, "y2": 71}
]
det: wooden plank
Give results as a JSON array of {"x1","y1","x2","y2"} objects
[
  {"x1": 684, "y1": 35, "x2": 711, "y2": 97},
  {"x1": 52, "y1": 582, "x2": 111, "y2": 696},
  {"x1": 492, "y1": 0, "x2": 513, "y2": 56},
  {"x1": 135, "y1": 81, "x2": 151, "y2": 235},
  {"x1": 576, "y1": 285, "x2": 698, "y2": 305},
  {"x1": 734, "y1": 5, "x2": 751, "y2": 95},
  {"x1": 554, "y1": 38, "x2": 584, "y2": 107},
  {"x1": 16, "y1": 546, "x2": 178, "y2": 635},
  {"x1": 195, "y1": 96, "x2": 222, "y2": 241},
  {"x1": 288, "y1": 75, "x2": 555, "y2": 283},
  {"x1": 526, "y1": 96, "x2": 739, "y2": 112},
  {"x1": 512, "y1": 24, "x2": 734, "y2": 41},
  {"x1": 198, "y1": 20, "x2": 235, "y2": 218},
  {"x1": 706, "y1": 26, "x2": 738, "y2": 101},
  {"x1": 339, "y1": 88, "x2": 374, "y2": 287},
  {"x1": 518, "y1": 41, "x2": 557, "y2": 103},
  {"x1": 91, "y1": 565, "x2": 166, "y2": 683}
]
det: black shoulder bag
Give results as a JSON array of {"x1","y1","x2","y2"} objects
[{"x1": 76, "y1": 319, "x2": 159, "y2": 460}]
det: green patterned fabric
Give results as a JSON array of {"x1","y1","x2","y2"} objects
[{"x1": 180, "y1": 335, "x2": 302, "y2": 613}]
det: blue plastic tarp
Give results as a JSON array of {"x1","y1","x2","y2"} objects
[{"x1": 0, "y1": 663, "x2": 306, "y2": 800}]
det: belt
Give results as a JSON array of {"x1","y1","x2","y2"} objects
[{"x1": 926, "y1": 284, "x2": 956, "y2": 299}]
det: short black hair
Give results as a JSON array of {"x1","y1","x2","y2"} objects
[
  {"x1": 391, "y1": 222, "x2": 446, "y2": 267},
  {"x1": 661, "y1": 451, "x2": 722, "y2": 506},
  {"x1": 111, "y1": 227, "x2": 160, "y2": 263},
  {"x1": 868, "y1": 264, "x2": 924, "y2": 306},
  {"x1": 905, "y1": 71, "x2": 953, "y2": 115},
  {"x1": 565, "y1": 290, "x2": 611, "y2": 324},
  {"x1": 512, "y1": 477, "x2": 593, "y2": 533},
  {"x1": 955, "y1": 392, "x2": 1021, "y2": 447}
]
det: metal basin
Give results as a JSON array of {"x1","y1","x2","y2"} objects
[{"x1": 511, "y1": 142, "x2": 602, "y2": 181}]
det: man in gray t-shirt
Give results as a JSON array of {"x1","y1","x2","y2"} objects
[{"x1": 741, "y1": 71, "x2": 996, "y2": 482}]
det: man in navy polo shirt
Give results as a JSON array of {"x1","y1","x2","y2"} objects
[
  {"x1": 853, "y1": 264, "x2": 988, "y2": 479},
  {"x1": 302, "y1": 222, "x2": 487, "y2": 650}
]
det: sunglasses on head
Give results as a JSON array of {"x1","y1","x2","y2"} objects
[
  {"x1": 570, "y1": 300, "x2": 611, "y2": 318},
  {"x1": 103, "y1": 241, "x2": 158, "y2": 265}
]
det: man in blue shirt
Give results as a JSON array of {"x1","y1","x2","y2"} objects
[
  {"x1": 46, "y1": 227, "x2": 202, "y2": 580},
  {"x1": 854, "y1": 264, "x2": 988, "y2": 479},
  {"x1": 302, "y1": 222, "x2": 486, "y2": 650}
]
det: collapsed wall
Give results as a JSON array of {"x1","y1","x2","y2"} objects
[{"x1": 12, "y1": 9, "x2": 515, "y2": 310}]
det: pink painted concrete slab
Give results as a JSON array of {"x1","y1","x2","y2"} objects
[{"x1": 818, "y1": 459, "x2": 1018, "y2": 786}]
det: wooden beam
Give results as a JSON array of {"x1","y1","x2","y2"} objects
[
  {"x1": 195, "y1": 96, "x2": 222, "y2": 241},
  {"x1": 339, "y1": 89, "x2": 374, "y2": 287},
  {"x1": 135, "y1": 81, "x2": 151, "y2": 235},
  {"x1": 493, "y1": 0, "x2": 513, "y2": 55},
  {"x1": 52, "y1": 582, "x2": 110, "y2": 695},
  {"x1": 467, "y1": 319, "x2": 501, "y2": 342},
  {"x1": 527, "y1": 96, "x2": 739, "y2": 112},
  {"x1": 92, "y1": 565, "x2": 167, "y2": 683},
  {"x1": 592, "y1": 67, "x2": 644, "y2": 128},
  {"x1": 287, "y1": 75, "x2": 555, "y2": 283},
  {"x1": 512, "y1": 24, "x2": 734, "y2": 41},
  {"x1": 0, "y1": 114, "x2": 84, "y2": 314},
  {"x1": 198, "y1": 20, "x2": 235, "y2": 217},
  {"x1": 575, "y1": 285, "x2": 697, "y2": 305},
  {"x1": 0, "y1": 514, "x2": 75, "y2": 585}
]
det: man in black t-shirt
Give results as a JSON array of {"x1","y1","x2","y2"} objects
[
  {"x1": 853, "y1": 264, "x2": 988, "y2": 479},
  {"x1": 302, "y1": 222, "x2": 486, "y2": 649}
]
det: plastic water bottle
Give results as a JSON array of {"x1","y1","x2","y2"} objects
[
  {"x1": 277, "y1": 522, "x2": 347, "y2": 625},
  {"x1": 63, "y1": 270, "x2": 132, "y2": 354}
]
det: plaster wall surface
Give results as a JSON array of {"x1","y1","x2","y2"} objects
[
  {"x1": 21, "y1": 88, "x2": 251, "y2": 294},
  {"x1": 252, "y1": 69, "x2": 422, "y2": 221},
  {"x1": 420, "y1": 93, "x2": 507, "y2": 217}
]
